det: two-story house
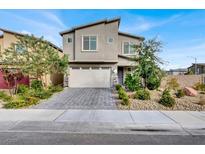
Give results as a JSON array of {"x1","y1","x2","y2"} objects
[
  {"x1": 188, "y1": 63, "x2": 205, "y2": 75},
  {"x1": 0, "y1": 28, "x2": 64, "y2": 88},
  {"x1": 60, "y1": 18, "x2": 144, "y2": 88},
  {"x1": 0, "y1": 18, "x2": 145, "y2": 89}
]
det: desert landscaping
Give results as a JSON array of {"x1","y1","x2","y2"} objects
[{"x1": 116, "y1": 76, "x2": 205, "y2": 111}]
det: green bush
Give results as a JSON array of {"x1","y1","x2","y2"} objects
[
  {"x1": 124, "y1": 73, "x2": 142, "y2": 91},
  {"x1": 147, "y1": 74, "x2": 161, "y2": 90},
  {"x1": 121, "y1": 94, "x2": 130, "y2": 106},
  {"x1": 0, "y1": 91, "x2": 13, "y2": 102},
  {"x1": 31, "y1": 89, "x2": 52, "y2": 99},
  {"x1": 4, "y1": 95, "x2": 39, "y2": 109},
  {"x1": 17, "y1": 84, "x2": 29, "y2": 95},
  {"x1": 48, "y1": 85, "x2": 63, "y2": 93},
  {"x1": 159, "y1": 89, "x2": 175, "y2": 107},
  {"x1": 115, "y1": 84, "x2": 122, "y2": 91},
  {"x1": 175, "y1": 89, "x2": 185, "y2": 98},
  {"x1": 134, "y1": 89, "x2": 150, "y2": 100},
  {"x1": 4, "y1": 99, "x2": 27, "y2": 109},
  {"x1": 118, "y1": 88, "x2": 127, "y2": 99},
  {"x1": 31, "y1": 80, "x2": 43, "y2": 90},
  {"x1": 194, "y1": 82, "x2": 205, "y2": 91}
]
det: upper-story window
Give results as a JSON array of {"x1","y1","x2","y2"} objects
[
  {"x1": 82, "y1": 36, "x2": 97, "y2": 51},
  {"x1": 15, "y1": 44, "x2": 27, "y2": 53},
  {"x1": 68, "y1": 37, "x2": 72, "y2": 43},
  {"x1": 123, "y1": 42, "x2": 136, "y2": 55}
]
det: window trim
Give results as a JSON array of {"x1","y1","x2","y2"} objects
[
  {"x1": 82, "y1": 35, "x2": 98, "y2": 52},
  {"x1": 122, "y1": 41, "x2": 136, "y2": 55}
]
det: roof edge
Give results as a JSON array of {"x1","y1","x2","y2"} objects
[
  {"x1": 118, "y1": 31, "x2": 145, "y2": 40},
  {"x1": 0, "y1": 28, "x2": 63, "y2": 52},
  {"x1": 60, "y1": 17, "x2": 121, "y2": 36},
  {"x1": 118, "y1": 54, "x2": 137, "y2": 61}
]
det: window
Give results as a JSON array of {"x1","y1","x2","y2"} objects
[
  {"x1": 91, "y1": 67, "x2": 99, "y2": 70},
  {"x1": 71, "y1": 67, "x2": 80, "y2": 70},
  {"x1": 123, "y1": 42, "x2": 136, "y2": 55},
  {"x1": 81, "y1": 67, "x2": 90, "y2": 70},
  {"x1": 82, "y1": 36, "x2": 97, "y2": 51},
  {"x1": 107, "y1": 37, "x2": 114, "y2": 43},
  {"x1": 15, "y1": 44, "x2": 27, "y2": 53},
  {"x1": 123, "y1": 42, "x2": 129, "y2": 54},
  {"x1": 68, "y1": 37, "x2": 72, "y2": 43},
  {"x1": 101, "y1": 67, "x2": 110, "y2": 70}
]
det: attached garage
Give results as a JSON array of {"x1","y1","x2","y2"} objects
[{"x1": 69, "y1": 67, "x2": 111, "y2": 88}]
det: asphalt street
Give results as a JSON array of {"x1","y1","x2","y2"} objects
[{"x1": 0, "y1": 132, "x2": 205, "y2": 145}]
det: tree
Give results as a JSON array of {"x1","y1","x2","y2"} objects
[
  {"x1": 0, "y1": 34, "x2": 69, "y2": 87},
  {"x1": 0, "y1": 68, "x2": 24, "y2": 96},
  {"x1": 133, "y1": 38, "x2": 164, "y2": 90}
]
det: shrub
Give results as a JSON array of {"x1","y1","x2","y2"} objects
[
  {"x1": 115, "y1": 84, "x2": 122, "y2": 91},
  {"x1": 194, "y1": 82, "x2": 205, "y2": 91},
  {"x1": 175, "y1": 89, "x2": 185, "y2": 98},
  {"x1": 17, "y1": 84, "x2": 29, "y2": 95},
  {"x1": 121, "y1": 94, "x2": 130, "y2": 106},
  {"x1": 167, "y1": 78, "x2": 179, "y2": 90},
  {"x1": 159, "y1": 89, "x2": 175, "y2": 107},
  {"x1": 31, "y1": 80, "x2": 43, "y2": 90},
  {"x1": 21, "y1": 95, "x2": 39, "y2": 105},
  {"x1": 29, "y1": 89, "x2": 52, "y2": 99},
  {"x1": 124, "y1": 73, "x2": 142, "y2": 91},
  {"x1": 4, "y1": 95, "x2": 39, "y2": 109},
  {"x1": 4, "y1": 99, "x2": 27, "y2": 109},
  {"x1": 147, "y1": 74, "x2": 161, "y2": 90},
  {"x1": 118, "y1": 88, "x2": 127, "y2": 99},
  {"x1": 0, "y1": 91, "x2": 13, "y2": 102},
  {"x1": 48, "y1": 85, "x2": 63, "y2": 93},
  {"x1": 134, "y1": 89, "x2": 150, "y2": 100}
]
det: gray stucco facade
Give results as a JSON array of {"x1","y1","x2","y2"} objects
[{"x1": 60, "y1": 18, "x2": 144, "y2": 87}]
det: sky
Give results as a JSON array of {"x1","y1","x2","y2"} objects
[{"x1": 0, "y1": 9, "x2": 205, "y2": 70}]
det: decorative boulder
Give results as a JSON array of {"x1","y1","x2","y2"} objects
[{"x1": 184, "y1": 87, "x2": 198, "y2": 96}]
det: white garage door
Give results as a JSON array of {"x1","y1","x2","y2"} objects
[{"x1": 69, "y1": 67, "x2": 111, "y2": 88}]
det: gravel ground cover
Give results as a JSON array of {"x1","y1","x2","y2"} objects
[{"x1": 116, "y1": 90, "x2": 205, "y2": 111}]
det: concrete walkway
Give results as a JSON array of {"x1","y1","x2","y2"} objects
[{"x1": 0, "y1": 109, "x2": 205, "y2": 135}]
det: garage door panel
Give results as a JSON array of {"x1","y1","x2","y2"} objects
[{"x1": 69, "y1": 68, "x2": 111, "y2": 88}]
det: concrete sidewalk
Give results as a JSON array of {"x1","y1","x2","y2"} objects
[{"x1": 0, "y1": 109, "x2": 205, "y2": 135}]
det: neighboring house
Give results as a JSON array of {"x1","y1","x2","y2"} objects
[
  {"x1": 60, "y1": 18, "x2": 144, "y2": 88},
  {"x1": 166, "y1": 68, "x2": 188, "y2": 75},
  {"x1": 0, "y1": 28, "x2": 64, "y2": 89},
  {"x1": 188, "y1": 63, "x2": 205, "y2": 75}
]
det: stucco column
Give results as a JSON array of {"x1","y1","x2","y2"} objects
[{"x1": 111, "y1": 64, "x2": 118, "y2": 87}]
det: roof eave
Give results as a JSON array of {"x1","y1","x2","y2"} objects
[
  {"x1": 60, "y1": 17, "x2": 121, "y2": 36},
  {"x1": 0, "y1": 28, "x2": 63, "y2": 53},
  {"x1": 118, "y1": 31, "x2": 145, "y2": 40}
]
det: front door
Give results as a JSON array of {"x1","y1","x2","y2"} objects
[{"x1": 118, "y1": 67, "x2": 123, "y2": 85}]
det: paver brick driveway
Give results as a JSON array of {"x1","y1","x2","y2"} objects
[{"x1": 32, "y1": 88, "x2": 117, "y2": 110}]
